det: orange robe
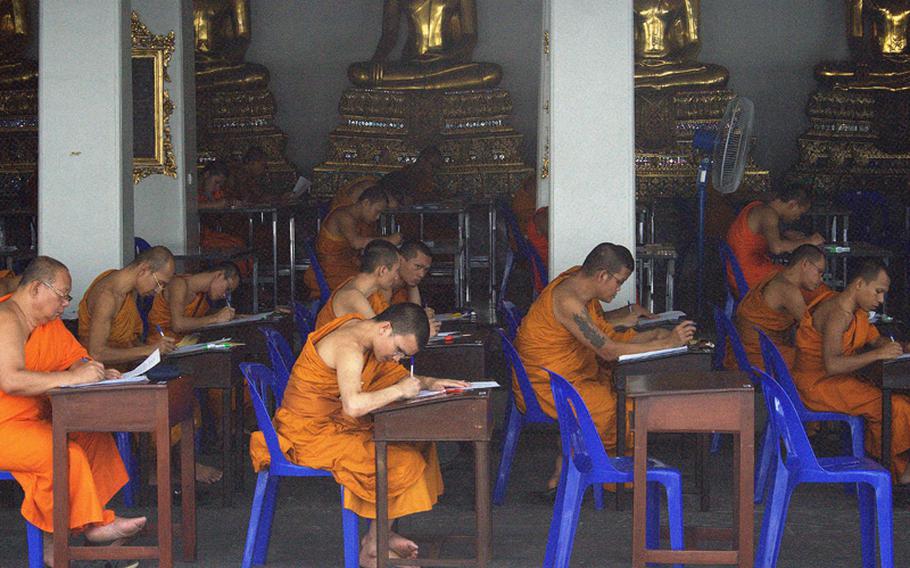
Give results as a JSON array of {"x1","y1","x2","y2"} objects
[
  {"x1": 0, "y1": 294, "x2": 128, "y2": 532},
  {"x1": 794, "y1": 291, "x2": 910, "y2": 478},
  {"x1": 724, "y1": 272, "x2": 797, "y2": 371},
  {"x1": 726, "y1": 201, "x2": 781, "y2": 297},
  {"x1": 249, "y1": 314, "x2": 442, "y2": 518},
  {"x1": 527, "y1": 207, "x2": 549, "y2": 293},
  {"x1": 314, "y1": 277, "x2": 389, "y2": 329},
  {"x1": 148, "y1": 283, "x2": 209, "y2": 341},
  {"x1": 511, "y1": 175, "x2": 536, "y2": 235},
  {"x1": 77, "y1": 270, "x2": 143, "y2": 349},
  {"x1": 514, "y1": 267, "x2": 636, "y2": 454},
  {"x1": 303, "y1": 209, "x2": 362, "y2": 299},
  {"x1": 389, "y1": 286, "x2": 409, "y2": 305}
]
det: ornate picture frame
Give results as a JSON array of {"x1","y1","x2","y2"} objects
[{"x1": 131, "y1": 11, "x2": 176, "y2": 184}]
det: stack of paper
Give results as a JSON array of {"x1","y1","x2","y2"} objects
[
  {"x1": 199, "y1": 312, "x2": 273, "y2": 329},
  {"x1": 413, "y1": 381, "x2": 500, "y2": 399},
  {"x1": 169, "y1": 338, "x2": 240, "y2": 356},
  {"x1": 635, "y1": 310, "x2": 686, "y2": 329},
  {"x1": 62, "y1": 350, "x2": 161, "y2": 388},
  {"x1": 617, "y1": 345, "x2": 688, "y2": 364}
]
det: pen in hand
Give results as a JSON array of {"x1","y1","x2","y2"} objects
[
  {"x1": 225, "y1": 292, "x2": 232, "y2": 309},
  {"x1": 156, "y1": 324, "x2": 165, "y2": 338}
]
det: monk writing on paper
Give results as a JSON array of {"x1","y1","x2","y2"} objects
[
  {"x1": 148, "y1": 261, "x2": 240, "y2": 341},
  {"x1": 369, "y1": 240, "x2": 439, "y2": 334},
  {"x1": 725, "y1": 244, "x2": 827, "y2": 370},
  {"x1": 515, "y1": 243, "x2": 696, "y2": 491},
  {"x1": 793, "y1": 260, "x2": 910, "y2": 481},
  {"x1": 249, "y1": 304, "x2": 467, "y2": 567},
  {"x1": 0, "y1": 256, "x2": 146, "y2": 565}
]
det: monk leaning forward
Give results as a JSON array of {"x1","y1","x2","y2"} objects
[
  {"x1": 304, "y1": 185, "x2": 402, "y2": 299},
  {"x1": 515, "y1": 243, "x2": 696, "y2": 491},
  {"x1": 0, "y1": 257, "x2": 146, "y2": 564},
  {"x1": 726, "y1": 179, "x2": 823, "y2": 297},
  {"x1": 147, "y1": 261, "x2": 240, "y2": 341},
  {"x1": 249, "y1": 304, "x2": 467, "y2": 567},
  {"x1": 793, "y1": 260, "x2": 910, "y2": 481},
  {"x1": 725, "y1": 244, "x2": 827, "y2": 371}
]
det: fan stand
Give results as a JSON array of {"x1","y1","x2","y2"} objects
[{"x1": 695, "y1": 157, "x2": 712, "y2": 320}]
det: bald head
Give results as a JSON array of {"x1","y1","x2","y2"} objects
[
  {"x1": 581, "y1": 243, "x2": 634, "y2": 277},
  {"x1": 129, "y1": 246, "x2": 174, "y2": 271},
  {"x1": 361, "y1": 239, "x2": 400, "y2": 274},
  {"x1": 850, "y1": 259, "x2": 889, "y2": 286},
  {"x1": 375, "y1": 303, "x2": 430, "y2": 347},
  {"x1": 18, "y1": 256, "x2": 69, "y2": 288},
  {"x1": 789, "y1": 244, "x2": 825, "y2": 266}
]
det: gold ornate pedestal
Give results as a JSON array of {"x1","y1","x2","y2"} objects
[
  {"x1": 635, "y1": 88, "x2": 768, "y2": 201},
  {"x1": 311, "y1": 87, "x2": 533, "y2": 199},
  {"x1": 0, "y1": 83, "x2": 36, "y2": 204}
]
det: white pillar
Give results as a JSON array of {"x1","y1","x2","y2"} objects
[
  {"x1": 39, "y1": 0, "x2": 132, "y2": 316},
  {"x1": 132, "y1": 0, "x2": 197, "y2": 254},
  {"x1": 546, "y1": 0, "x2": 636, "y2": 307}
]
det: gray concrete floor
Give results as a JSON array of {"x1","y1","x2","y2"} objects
[{"x1": 3, "y1": 407, "x2": 909, "y2": 567}]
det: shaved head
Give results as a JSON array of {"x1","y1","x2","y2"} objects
[
  {"x1": 375, "y1": 303, "x2": 430, "y2": 347},
  {"x1": 129, "y1": 246, "x2": 174, "y2": 271},
  {"x1": 581, "y1": 243, "x2": 634, "y2": 277},
  {"x1": 18, "y1": 256, "x2": 69, "y2": 288}
]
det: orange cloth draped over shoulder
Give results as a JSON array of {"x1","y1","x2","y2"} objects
[
  {"x1": 514, "y1": 267, "x2": 636, "y2": 454},
  {"x1": 303, "y1": 208, "x2": 362, "y2": 299},
  {"x1": 148, "y1": 284, "x2": 209, "y2": 341},
  {"x1": 0, "y1": 294, "x2": 128, "y2": 532},
  {"x1": 77, "y1": 270, "x2": 143, "y2": 349},
  {"x1": 726, "y1": 200, "x2": 781, "y2": 298},
  {"x1": 314, "y1": 277, "x2": 391, "y2": 329},
  {"x1": 793, "y1": 291, "x2": 910, "y2": 478},
  {"x1": 724, "y1": 272, "x2": 797, "y2": 371},
  {"x1": 390, "y1": 287, "x2": 409, "y2": 305},
  {"x1": 248, "y1": 314, "x2": 442, "y2": 519}
]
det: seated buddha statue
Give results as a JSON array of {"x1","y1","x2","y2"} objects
[
  {"x1": 193, "y1": 0, "x2": 269, "y2": 92},
  {"x1": 816, "y1": 0, "x2": 910, "y2": 92},
  {"x1": 348, "y1": 0, "x2": 502, "y2": 91},
  {"x1": 0, "y1": 0, "x2": 37, "y2": 90},
  {"x1": 633, "y1": 0, "x2": 728, "y2": 91}
]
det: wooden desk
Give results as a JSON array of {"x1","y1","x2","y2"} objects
[
  {"x1": 871, "y1": 358, "x2": 910, "y2": 471},
  {"x1": 613, "y1": 349, "x2": 714, "y2": 511},
  {"x1": 628, "y1": 371, "x2": 754, "y2": 567},
  {"x1": 372, "y1": 392, "x2": 494, "y2": 567},
  {"x1": 167, "y1": 348, "x2": 245, "y2": 507},
  {"x1": 413, "y1": 327, "x2": 496, "y2": 381},
  {"x1": 49, "y1": 377, "x2": 197, "y2": 568},
  {"x1": 196, "y1": 313, "x2": 293, "y2": 359}
]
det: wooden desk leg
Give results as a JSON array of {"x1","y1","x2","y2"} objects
[
  {"x1": 631, "y1": 402, "x2": 649, "y2": 568},
  {"x1": 615, "y1": 388, "x2": 626, "y2": 511},
  {"x1": 180, "y1": 416, "x2": 197, "y2": 562},
  {"x1": 52, "y1": 424, "x2": 69, "y2": 568},
  {"x1": 222, "y1": 387, "x2": 233, "y2": 507},
  {"x1": 376, "y1": 441, "x2": 389, "y2": 568},
  {"x1": 157, "y1": 415, "x2": 174, "y2": 567},
  {"x1": 883, "y1": 388, "x2": 893, "y2": 472},
  {"x1": 738, "y1": 395, "x2": 755, "y2": 568},
  {"x1": 475, "y1": 441, "x2": 491, "y2": 567},
  {"x1": 698, "y1": 433, "x2": 710, "y2": 512}
]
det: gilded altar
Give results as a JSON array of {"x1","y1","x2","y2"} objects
[
  {"x1": 312, "y1": 0, "x2": 532, "y2": 198},
  {"x1": 193, "y1": 0, "x2": 296, "y2": 194},
  {"x1": 793, "y1": 0, "x2": 910, "y2": 196},
  {"x1": 633, "y1": 0, "x2": 768, "y2": 202},
  {"x1": 0, "y1": 0, "x2": 36, "y2": 209}
]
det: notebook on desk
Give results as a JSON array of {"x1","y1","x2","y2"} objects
[
  {"x1": 617, "y1": 345, "x2": 689, "y2": 364},
  {"x1": 633, "y1": 310, "x2": 686, "y2": 330},
  {"x1": 198, "y1": 311, "x2": 274, "y2": 330}
]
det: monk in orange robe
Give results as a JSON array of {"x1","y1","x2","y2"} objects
[
  {"x1": 0, "y1": 268, "x2": 21, "y2": 296},
  {"x1": 511, "y1": 174, "x2": 537, "y2": 235},
  {"x1": 0, "y1": 257, "x2": 146, "y2": 563},
  {"x1": 515, "y1": 243, "x2": 696, "y2": 490},
  {"x1": 304, "y1": 185, "x2": 402, "y2": 299},
  {"x1": 249, "y1": 304, "x2": 467, "y2": 567},
  {"x1": 793, "y1": 260, "x2": 910, "y2": 481},
  {"x1": 198, "y1": 160, "x2": 248, "y2": 253},
  {"x1": 371, "y1": 240, "x2": 439, "y2": 326},
  {"x1": 314, "y1": 240, "x2": 402, "y2": 329},
  {"x1": 725, "y1": 244, "x2": 827, "y2": 371},
  {"x1": 147, "y1": 262, "x2": 240, "y2": 341},
  {"x1": 725, "y1": 181, "x2": 823, "y2": 297},
  {"x1": 377, "y1": 146, "x2": 443, "y2": 206},
  {"x1": 329, "y1": 175, "x2": 382, "y2": 211},
  {"x1": 78, "y1": 246, "x2": 177, "y2": 364}
]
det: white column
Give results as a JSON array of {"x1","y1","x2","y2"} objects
[
  {"x1": 39, "y1": 0, "x2": 132, "y2": 316},
  {"x1": 546, "y1": 0, "x2": 636, "y2": 307},
  {"x1": 132, "y1": 0, "x2": 197, "y2": 254}
]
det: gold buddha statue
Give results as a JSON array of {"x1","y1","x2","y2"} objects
[
  {"x1": 816, "y1": 0, "x2": 910, "y2": 91},
  {"x1": 193, "y1": 0, "x2": 268, "y2": 91},
  {"x1": 0, "y1": 0, "x2": 36, "y2": 89},
  {"x1": 633, "y1": 0, "x2": 728, "y2": 91},
  {"x1": 348, "y1": 0, "x2": 502, "y2": 91}
]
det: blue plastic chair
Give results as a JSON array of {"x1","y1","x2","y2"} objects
[
  {"x1": 114, "y1": 432, "x2": 138, "y2": 508},
  {"x1": 304, "y1": 239, "x2": 331, "y2": 310},
  {"x1": 712, "y1": 304, "x2": 751, "y2": 374},
  {"x1": 544, "y1": 370, "x2": 683, "y2": 568},
  {"x1": 756, "y1": 331, "x2": 865, "y2": 503},
  {"x1": 134, "y1": 236, "x2": 152, "y2": 255},
  {"x1": 753, "y1": 368, "x2": 892, "y2": 568},
  {"x1": 0, "y1": 471, "x2": 43, "y2": 568},
  {"x1": 499, "y1": 249, "x2": 515, "y2": 304},
  {"x1": 498, "y1": 201, "x2": 549, "y2": 293},
  {"x1": 239, "y1": 363, "x2": 359, "y2": 568},
  {"x1": 259, "y1": 326, "x2": 294, "y2": 403},
  {"x1": 292, "y1": 301, "x2": 314, "y2": 343},
  {"x1": 497, "y1": 300, "x2": 522, "y2": 342},
  {"x1": 718, "y1": 240, "x2": 749, "y2": 317},
  {"x1": 493, "y1": 329, "x2": 601, "y2": 508}
]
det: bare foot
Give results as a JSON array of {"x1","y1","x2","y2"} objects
[
  {"x1": 43, "y1": 534, "x2": 53, "y2": 567},
  {"x1": 389, "y1": 531, "x2": 419, "y2": 559},
  {"x1": 545, "y1": 454, "x2": 562, "y2": 491},
  {"x1": 196, "y1": 462, "x2": 223, "y2": 484},
  {"x1": 84, "y1": 516, "x2": 147, "y2": 543},
  {"x1": 900, "y1": 465, "x2": 910, "y2": 485}
]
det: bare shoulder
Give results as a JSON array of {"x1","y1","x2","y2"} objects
[
  {"x1": 0, "y1": 304, "x2": 26, "y2": 341},
  {"x1": 813, "y1": 299, "x2": 850, "y2": 333},
  {"x1": 314, "y1": 321, "x2": 361, "y2": 368},
  {"x1": 763, "y1": 276, "x2": 797, "y2": 307},
  {"x1": 550, "y1": 281, "x2": 582, "y2": 319}
]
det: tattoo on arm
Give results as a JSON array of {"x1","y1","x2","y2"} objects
[{"x1": 573, "y1": 312, "x2": 606, "y2": 349}]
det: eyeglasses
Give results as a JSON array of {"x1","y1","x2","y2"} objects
[
  {"x1": 41, "y1": 280, "x2": 73, "y2": 303},
  {"x1": 606, "y1": 271, "x2": 629, "y2": 286},
  {"x1": 152, "y1": 272, "x2": 164, "y2": 293},
  {"x1": 809, "y1": 262, "x2": 826, "y2": 276}
]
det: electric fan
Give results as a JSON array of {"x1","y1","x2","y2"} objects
[{"x1": 692, "y1": 96, "x2": 754, "y2": 316}]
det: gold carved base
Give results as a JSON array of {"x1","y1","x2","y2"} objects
[
  {"x1": 635, "y1": 88, "x2": 769, "y2": 201},
  {"x1": 793, "y1": 88, "x2": 910, "y2": 196},
  {"x1": 312, "y1": 88, "x2": 533, "y2": 199},
  {"x1": 0, "y1": 84, "x2": 37, "y2": 205},
  {"x1": 196, "y1": 83, "x2": 297, "y2": 192}
]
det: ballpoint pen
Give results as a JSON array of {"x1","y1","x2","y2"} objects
[
  {"x1": 156, "y1": 324, "x2": 165, "y2": 338},
  {"x1": 225, "y1": 292, "x2": 232, "y2": 309}
]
